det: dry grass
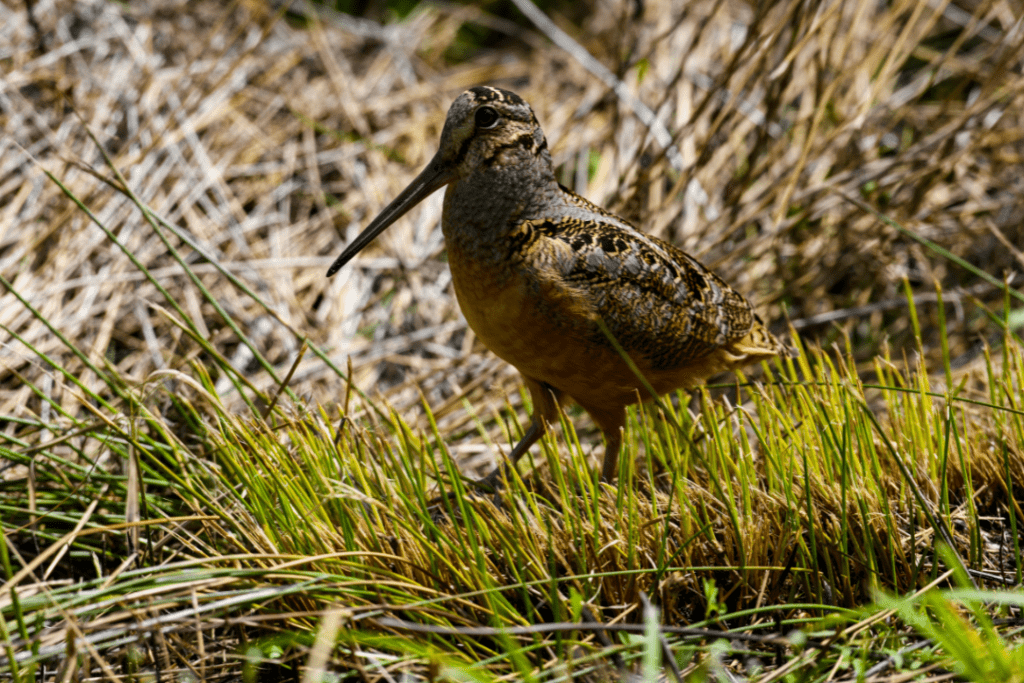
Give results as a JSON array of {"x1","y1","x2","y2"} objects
[
  {"x1": 3, "y1": 0, "x2": 1022, "y2": 458},
  {"x1": 3, "y1": 0, "x2": 1024, "y2": 679}
]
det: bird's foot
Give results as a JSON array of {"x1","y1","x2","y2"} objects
[
  {"x1": 472, "y1": 463, "x2": 514, "y2": 493},
  {"x1": 423, "y1": 464, "x2": 516, "y2": 516},
  {"x1": 468, "y1": 463, "x2": 520, "y2": 509}
]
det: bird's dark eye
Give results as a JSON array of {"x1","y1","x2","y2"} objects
[{"x1": 475, "y1": 106, "x2": 499, "y2": 129}]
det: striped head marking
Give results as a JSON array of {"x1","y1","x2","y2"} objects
[
  {"x1": 326, "y1": 86, "x2": 551, "y2": 276},
  {"x1": 437, "y1": 86, "x2": 550, "y2": 178}
]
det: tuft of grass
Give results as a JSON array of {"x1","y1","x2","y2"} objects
[{"x1": 6, "y1": 242, "x2": 1024, "y2": 676}]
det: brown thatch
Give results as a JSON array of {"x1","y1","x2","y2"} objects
[{"x1": 2, "y1": 0, "x2": 1022, "y2": 466}]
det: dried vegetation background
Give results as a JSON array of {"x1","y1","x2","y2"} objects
[{"x1": 2, "y1": 0, "x2": 1024, "y2": 463}]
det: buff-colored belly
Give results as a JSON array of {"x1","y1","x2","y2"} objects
[
  {"x1": 459, "y1": 274, "x2": 769, "y2": 418},
  {"x1": 449, "y1": 253, "x2": 651, "y2": 409}
]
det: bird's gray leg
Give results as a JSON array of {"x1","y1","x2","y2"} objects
[
  {"x1": 475, "y1": 378, "x2": 562, "y2": 490},
  {"x1": 575, "y1": 402, "x2": 626, "y2": 483}
]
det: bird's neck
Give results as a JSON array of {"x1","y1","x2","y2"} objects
[{"x1": 442, "y1": 153, "x2": 559, "y2": 248}]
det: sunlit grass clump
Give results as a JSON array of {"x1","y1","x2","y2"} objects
[{"x1": 6, "y1": 311, "x2": 1024, "y2": 678}]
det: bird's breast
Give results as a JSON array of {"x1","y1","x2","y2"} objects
[{"x1": 445, "y1": 237, "x2": 598, "y2": 379}]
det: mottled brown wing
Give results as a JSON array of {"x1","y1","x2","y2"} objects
[{"x1": 525, "y1": 218, "x2": 759, "y2": 371}]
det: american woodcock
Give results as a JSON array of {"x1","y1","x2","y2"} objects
[{"x1": 327, "y1": 86, "x2": 783, "y2": 483}]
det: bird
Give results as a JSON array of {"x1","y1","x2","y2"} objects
[{"x1": 327, "y1": 86, "x2": 783, "y2": 484}]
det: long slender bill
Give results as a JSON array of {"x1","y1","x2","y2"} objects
[{"x1": 326, "y1": 154, "x2": 454, "y2": 276}]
